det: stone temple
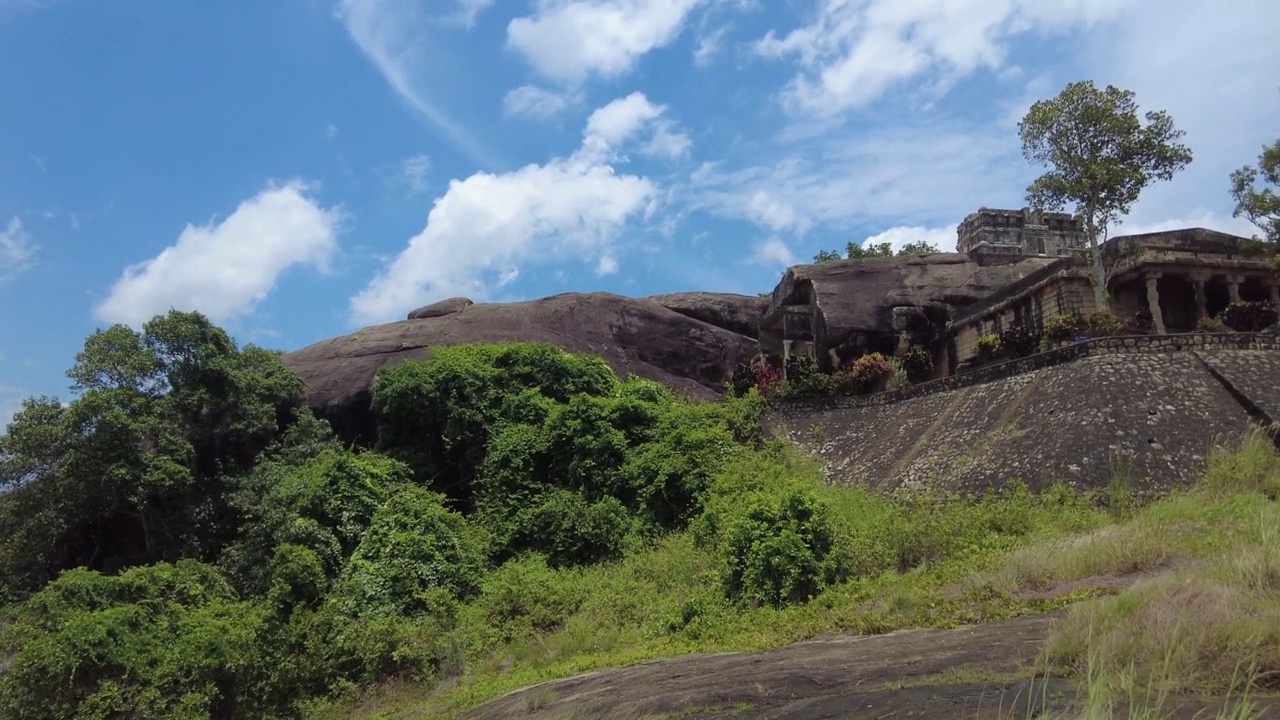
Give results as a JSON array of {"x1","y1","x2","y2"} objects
[{"x1": 758, "y1": 207, "x2": 1280, "y2": 379}]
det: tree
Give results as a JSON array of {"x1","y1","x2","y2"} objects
[
  {"x1": 811, "y1": 240, "x2": 939, "y2": 264},
  {"x1": 1230, "y1": 136, "x2": 1280, "y2": 244},
  {"x1": 1019, "y1": 80, "x2": 1193, "y2": 306}
]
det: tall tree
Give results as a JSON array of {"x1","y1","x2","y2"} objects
[
  {"x1": 1018, "y1": 81, "x2": 1193, "y2": 306},
  {"x1": 1230, "y1": 135, "x2": 1280, "y2": 244}
]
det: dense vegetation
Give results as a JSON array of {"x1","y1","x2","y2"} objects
[{"x1": 3, "y1": 311, "x2": 1278, "y2": 719}]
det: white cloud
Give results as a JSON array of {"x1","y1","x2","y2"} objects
[
  {"x1": 582, "y1": 92, "x2": 692, "y2": 161},
  {"x1": 751, "y1": 236, "x2": 795, "y2": 268},
  {"x1": 744, "y1": 189, "x2": 810, "y2": 235},
  {"x1": 859, "y1": 225, "x2": 957, "y2": 254},
  {"x1": 95, "y1": 180, "x2": 342, "y2": 328},
  {"x1": 349, "y1": 95, "x2": 671, "y2": 325},
  {"x1": 336, "y1": 0, "x2": 501, "y2": 168},
  {"x1": 755, "y1": 0, "x2": 1124, "y2": 116},
  {"x1": 693, "y1": 24, "x2": 730, "y2": 67},
  {"x1": 445, "y1": 0, "x2": 494, "y2": 28},
  {"x1": 503, "y1": 84, "x2": 577, "y2": 119},
  {"x1": 399, "y1": 154, "x2": 432, "y2": 194},
  {"x1": 0, "y1": 217, "x2": 37, "y2": 282},
  {"x1": 507, "y1": 0, "x2": 699, "y2": 84},
  {"x1": 326, "y1": 124, "x2": 339, "y2": 139}
]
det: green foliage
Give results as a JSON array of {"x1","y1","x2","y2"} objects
[
  {"x1": 976, "y1": 333, "x2": 1003, "y2": 360},
  {"x1": 998, "y1": 325, "x2": 1043, "y2": 359},
  {"x1": 779, "y1": 355, "x2": 828, "y2": 398},
  {"x1": 0, "y1": 310, "x2": 310, "y2": 601},
  {"x1": 1230, "y1": 135, "x2": 1280, "y2": 244},
  {"x1": 1085, "y1": 308, "x2": 1124, "y2": 337},
  {"x1": 721, "y1": 487, "x2": 845, "y2": 608},
  {"x1": 335, "y1": 486, "x2": 486, "y2": 618},
  {"x1": 370, "y1": 343, "x2": 618, "y2": 506},
  {"x1": 844, "y1": 352, "x2": 894, "y2": 394},
  {"x1": 458, "y1": 554, "x2": 585, "y2": 655},
  {"x1": 0, "y1": 561, "x2": 272, "y2": 720},
  {"x1": 1196, "y1": 316, "x2": 1234, "y2": 334},
  {"x1": 900, "y1": 348, "x2": 933, "y2": 384},
  {"x1": 812, "y1": 240, "x2": 941, "y2": 264},
  {"x1": 1019, "y1": 80, "x2": 1193, "y2": 305},
  {"x1": 1220, "y1": 301, "x2": 1279, "y2": 332},
  {"x1": 1043, "y1": 313, "x2": 1081, "y2": 343}
]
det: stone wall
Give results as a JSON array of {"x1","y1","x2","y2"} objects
[{"x1": 765, "y1": 334, "x2": 1280, "y2": 496}]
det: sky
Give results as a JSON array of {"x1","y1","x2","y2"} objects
[{"x1": 2, "y1": 0, "x2": 1278, "y2": 425}]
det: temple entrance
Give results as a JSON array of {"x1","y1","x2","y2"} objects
[
  {"x1": 1205, "y1": 278, "x2": 1231, "y2": 318},
  {"x1": 1241, "y1": 276, "x2": 1271, "y2": 303},
  {"x1": 1156, "y1": 275, "x2": 1197, "y2": 332}
]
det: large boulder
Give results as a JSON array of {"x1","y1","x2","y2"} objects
[
  {"x1": 283, "y1": 292, "x2": 760, "y2": 443},
  {"x1": 407, "y1": 296, "x2": 473, "y2": 320},
  {"x1": 644, "y1": 292, "x2": 768, "y2": 339}
]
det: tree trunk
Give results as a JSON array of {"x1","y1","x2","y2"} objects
[{"x1": 1087, "y1": 209, "x2": 1105, "y2": 309}]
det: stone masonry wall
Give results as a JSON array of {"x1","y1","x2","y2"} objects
[{"x1": 765, "y1": 334, "x2": 1280, "y2": 496}]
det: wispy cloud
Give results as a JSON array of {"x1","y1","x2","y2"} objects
[
  {"x1": 336, "y1": 0, "x2": 503, "y2": 169},
  {"x1": 0, "y1": 218, "x2": 37, "y2": 282},
  {"x1": 503, "y1": 84, "x2": 578, "y2": 120}
]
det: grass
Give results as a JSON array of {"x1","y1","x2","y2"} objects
[{"x1": 320, "y1": 427, "x2": 1280, "y2": 720}]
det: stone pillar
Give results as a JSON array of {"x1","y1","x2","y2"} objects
[
  {"x1": 1145, "y1": 271, "x2": 1166, "y2": 334},
  {"x1": 1189, "y1": 270, "x2": 1210, "y2": 321},
  {"x1": 1227, "y1": 274, "x2": 1244, "y2": 304}
]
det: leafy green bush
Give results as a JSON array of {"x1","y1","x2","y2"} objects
[
  {"x1": 0, "y1": 561, "x2": 273, "y2": 720},
  {"x1": 1085, "y1": 308, "x2": 1124, "y2": 337},
  {"x1": 335, "y1": 487, "x2": 486, "y2": 618},
  {"x1": 459, "y1": 554, "x2": 585, "y2": 655},
  {"x1": 900, "y1": 348, "x2": 933, "y2": 383},
  {"x1": 779, "y1": 355, "x2": 828, "y2": 399},
  {"x1": 1221, "y1": 301, "x2": 1279, "y2": 332},
  {"x1": 843, "y1": 352, "x2": 894, "y2": 394},
  {"x1": 1196, "y1": 316, "x2": 1233, "y2": 333},
  {"x1": 1043, "y1": 313, "x2": 1080, "y2": 343},
  {"x1": 976, "y1": 333, "x2": 1003, "y2": 359},
  {"x1": 720, "y1": 487, "x2": 846, "y2": 608},
  {"x1": 998, "y1": 325, "x2": 1043, "y2": 359}
]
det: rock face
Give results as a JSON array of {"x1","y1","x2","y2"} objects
[
  {"x1": 283, "y1": 292, "x2": 759, "y2": 443},
  {"x1": 406, "y1": 296, "x2": 473, "y2": 320},
  {"x1": 645, "y1": 292, "x2": 769, "y2": 339}
]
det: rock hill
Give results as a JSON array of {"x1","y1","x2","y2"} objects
[{"x1": 282, "y1": 291, "x2": 766, "y2": 442}]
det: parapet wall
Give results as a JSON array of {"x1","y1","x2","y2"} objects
[{"x1": 765, "y1": 334, "x2": 1280, "y2": 496}]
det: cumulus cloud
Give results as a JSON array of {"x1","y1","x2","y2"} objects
[
  {"x1": 349, "y1": 94, "x2": 675, "y2": 325},
  {"x1": 507, "y1": 0, "x2": 699, "y2": 84},
  {"x1": 755, "y1": 0, "x2": 1123, "y2": 116},
  {"x1": 0, "y1": 218, "x2": 37, "y2": 282},
  {"x1": 336, "y1": 0, "x2": 501, "y2": 167},
  {"x1": 751, "y1": 236, "x2": 796, "y2": 268},
  {"x1": 503, "y1": 84, "x2": 577, "y2": 119},
  {"x1": 582, "y1": 92, "x2": 692, "y2": 161},
  {"x1": 95, "y1": 181, "x2": 342, "y2": 328}
]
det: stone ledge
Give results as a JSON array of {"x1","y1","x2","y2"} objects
[{"x1": 772, "y1": 332, "x2": 1280, "y2": 414}]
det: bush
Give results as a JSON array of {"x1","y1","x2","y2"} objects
[
  {"x1": 335, "y1": 487, "x2": 486, "y2": 618},
  {"x1": 753, "y1": 362, "x2": 783, "y2": 397},
  {"x1": 0, "y1": 561, "x2": 274, "y2": 720},
  {"x1": 728, "y1": 361, "x2": 755, "y2": 397},
  {"x1": 900, "y1": 348, "x2": 933, "y2": 383},
  {"x1": 843, "y1": 352, "x2": 894, "y2": 394},
  {"x1": 780, "y1": 355, "x2": 828, "y2": 398},
  {"x1": 1221, "y1": 301, "x2": 1279, "y2": 332},
  {"x1": 1085, "y1": 309, "x2": 1124, "y2": 337},
  {"x1": 1196, "y1": 316, "x2": 1233, "y2": 333},
  {"x1": 976, "y1": 333, "x2": 1002, "y2": 360},
  {"x1": 1043, "y1": 313, "x2": 1080, "y2": 343},
  {"x1": 720, "y1": 487, "x2": 845, "y2": 608},
  {"x1": 998, "y1": 326, "x2": 1043, "y2": 359},
  {"x1": 885, "y1": 359, "x2": 911, "y2": 391}
]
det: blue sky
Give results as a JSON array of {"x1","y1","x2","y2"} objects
[{"x1": 2, "y1": 0, "x2": 1278, "y2": 423}]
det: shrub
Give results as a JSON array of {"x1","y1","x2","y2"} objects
[
  {"x1": 1221, "y1": 301, "x2": 1279, "y2": 332},
  {"x1": 753, "y1": 362, "x2": 783, "y2": 397},
  {"x1": 1043, "y1": 313, "x2": 1080, "y2": 343},
  {"x1": 510, "y1": 490, "x2": 631, "y2": 568},
  {"x1": 721, "y1": 487, "x2": 845, "y2": 608},
  {"x1": 780, "y1": 355, "x2": 828, "y2": 398},
  {"x1": 900, "y1": 348, "x2": 933, "y2": 383},
  {"x1": 976, "y1": 333, "x2": 1003, "y2": 360},
  {"x1": 998, "y1": 325, "x2": 1043, "y2": 359},
  {"x1": 885, "y1": 359, "x2": 911, "y2": 391},
  {"x1": 1132, "y1": 308, "x2": 1155, "y2": 332},
  {"x1": 1085, "y1": 309, "x2": 1124, "y2": 337},
  {"x1": 335, "y1": 487, "x2": 486, "y2": 618},
  {"x1": 728, "y1": 361, "x2": 756, "y2": 397},
  {"x1": 1195, "y1": 316, "x2": 1233, "y2": 333},
  {"x1": 844, "y1": 352, "x2": 894, "y2": 394}
]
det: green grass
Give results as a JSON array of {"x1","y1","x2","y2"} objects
[{"x1": 320, "y1": 427, "x2": 1280, "y2": 720}]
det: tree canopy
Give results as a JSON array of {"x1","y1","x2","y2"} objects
[
  {"x1": 812, "y1": 239, "x2": 941, "y2": 264},
  {"x1": 1230, "y1": 135, "x2": 1280, "y2": 244},
  {"x1": 1018, "y1": 80, "x2": 1193, "y2": 305}
]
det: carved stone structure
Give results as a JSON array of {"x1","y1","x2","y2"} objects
[
  {"x1": 759, "y1": 207, "x2": 1280, "y2": 381},
  {"x1": 957, "y1": 207, "x2": 1085, "y2": 257}
]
